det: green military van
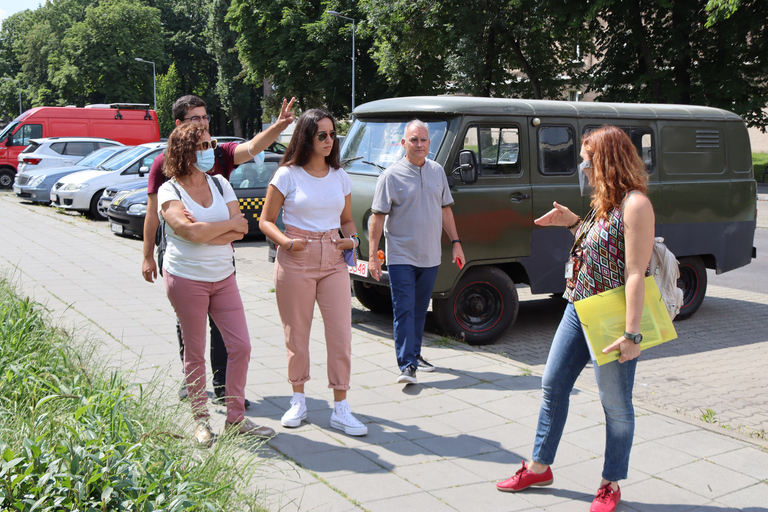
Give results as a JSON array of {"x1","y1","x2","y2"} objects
[{"x1": 342, "y1": 96, "x2": 757, "y2": 345}]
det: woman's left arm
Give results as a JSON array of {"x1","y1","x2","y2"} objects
[
  {"x1": 336, "y1": 194, "x2": 358, "y2": 250},
  {"x1": 206, "y1": 200, "x2": 248, "y2": 245},
  {"x1": 603, "y1": 193, "x2": 655, "y2": 363}
]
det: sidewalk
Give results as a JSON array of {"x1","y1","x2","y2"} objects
[{"x1": 1, "y1": 192, "x2": 766, "y2": 511}]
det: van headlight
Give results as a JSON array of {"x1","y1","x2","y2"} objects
[
  {"x1": 60, "y1": 183, "x2": 89, "y2": 191},
  {"x1": 128, "y1": 203, "x2": 147, "y2": 215}
]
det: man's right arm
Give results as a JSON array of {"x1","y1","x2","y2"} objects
[
  {"x1": 368, "y1": 213, "x2": 386, "y2": 281},
  {"x1": 142, "y1": 193, "x2": 159, "y2": 283}
]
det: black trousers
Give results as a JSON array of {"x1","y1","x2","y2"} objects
[{"x1": 177, "y1": 315, "x2": 228, "y2": 394}]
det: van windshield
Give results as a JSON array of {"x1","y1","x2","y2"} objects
[
  {"x1": 101, "y1": 146, "x2": 147, "y2": 171},
  {"x1": 341, "y1": 119, "x2": 448, "y2": 174},
  {"x1": 0, "y1": 122, "x2": 18, "y2": 142}
]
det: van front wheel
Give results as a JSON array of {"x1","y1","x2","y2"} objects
[
  {"x1": 0, "y1": 168, "x2": 14, "y2": 189},
  {"x1": 433, "y1": 267, "x2": 518, "y2": 346},
  {"x1": 676, "y1": 256, "x2": 707, "y2": 320}
]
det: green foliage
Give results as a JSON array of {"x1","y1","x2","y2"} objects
[
  {"x1": 589, "y1": 0, "x2": 768, "y2": 129},
  {"x1": 157, "y1": 64, "x2": 182, "y2": 137},
  {"x1": 0, "y1": 279, "x2": 268, "y2": 511},
  {"x1": 753, "y1": 153, "x2": 768, "y2": 181}
]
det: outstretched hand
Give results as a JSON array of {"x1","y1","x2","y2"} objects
[
  {"x1": 277, "y1": 97, "x2": 296, "y2": 128},
  {"x1": 534, "y1": 201, "x2": 579, "y2": 228}
]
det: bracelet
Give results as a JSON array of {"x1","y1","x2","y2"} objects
[
  {"x1": 288, "y1": 240, "x2": 294, "y2": 251},
  {"x1": 350, "y1": 233, "x2": 360, "y2": 248},
  {"x1": 566, "y1": 216, "x2": 582, "y2": 230},
  {"x1": 451, "y1": 239, "x2": 462, "y2": 245},
  {"x1": 247, "y1": 141, "x2": 257, "y2": 157}
]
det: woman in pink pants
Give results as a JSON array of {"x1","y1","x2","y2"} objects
[
  {"x1": 260, "y1": 109, "x2": 367, "y2": 436},
  {"x1": 159, "y1": 122, "x2": 275, "y2": 446}
]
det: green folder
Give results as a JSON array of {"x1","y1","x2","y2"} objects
[{"x1": 574, "y1": 275, "x2": 678, "y2": 366}]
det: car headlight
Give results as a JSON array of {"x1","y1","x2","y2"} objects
[
  {"x1": 61, "y1": 182, "x2": 89, "y2": 191},
  {"x1": 28, "y1": 175, "x2": 45, "y2": 187},
  {"x1": 128, "y1": 203, "x2": 147, "y2": 215}
]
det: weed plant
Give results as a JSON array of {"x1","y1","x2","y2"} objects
[{"x1": 0, "y1": 279, "x2": 268, "y2": 511}]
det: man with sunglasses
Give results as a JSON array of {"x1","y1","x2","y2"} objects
[
  {"x1": 368, "y1": 120, "x2": 465, "y2": 385},
  {"x1": 142, "y1": 94, "x2": 296, "y2": 403}
]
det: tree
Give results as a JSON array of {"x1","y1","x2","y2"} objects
[
  {"x1": 589, "y1": 0, "x2": 768, "y2": 129},
  {"x1": 156, "y1": 63, "x2": 182, "y2": 137}
]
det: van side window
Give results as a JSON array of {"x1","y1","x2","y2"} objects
[
  {"x1": 538, "y1": 126, "x2": 576, "y2": 175},
  {"x1": 583, "y1": 125, "x2": 655, "y2": 173},
  {"x1": 458, "y1": 126, "x2": 521, "y2": 176},
  {"x1": 11, "y1": 124, "x2": 43, "y2": 146}
]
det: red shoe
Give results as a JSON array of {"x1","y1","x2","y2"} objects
[
  {"x1": 590, "y1": 483, "x2": 621, "y2": 512},
  {"x1": 496, "y1": 461, "x2": 554, "y2": 492}
]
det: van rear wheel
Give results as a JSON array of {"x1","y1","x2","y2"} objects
[
  {"x1": 352, "y1": 280, "x2": 393, "y2": 314},
  {"x1": 433, "y1": 267, "x2": 518, "y2": 346},
  {"x1": 0, "y1": 168, "x2": 14, "y2": 189},
  {"x1": 676, "y1": 256, "x2": 707, "y2": 320}
]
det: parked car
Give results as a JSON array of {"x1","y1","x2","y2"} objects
[
  {"x1": 106, "y1": 152, "x2": 281, "y2": 238},
  {"x1": 50, "y1": 143, "x2": 165, "y2": 220},
  {"x1": 98, "y1": 177, "x2": 146, "y2": 217},
  {"x1": 13, "y1": 145, "x2": 132, "y2": 204},
  {"x1": 17, "y1": 137, "x2": 122, "y2": 174}
]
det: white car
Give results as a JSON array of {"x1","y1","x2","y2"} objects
[
  {"x1": 17, "y1": 137, "x2": 123, "y2": 173},
  {"x1": 50, "y1": 142, "x2": 165, "y2": 220}
]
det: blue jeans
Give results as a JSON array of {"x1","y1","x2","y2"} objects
[
  {"x1": 388, "y1": 265, "x2": 439, "y2": 371},
  {"x1": 532, "y1": 303, "x2": 637, "y2": 482}
]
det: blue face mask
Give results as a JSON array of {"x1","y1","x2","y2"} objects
[{"x1": 194, "y1": 148, "x2": 215, "y2": 172}]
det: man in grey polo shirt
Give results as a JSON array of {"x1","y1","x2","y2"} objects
[{"x1": 368, "y1": 119, "x2": 465, "y2": 384}]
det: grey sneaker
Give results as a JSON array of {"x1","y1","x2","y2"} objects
[
  {"x1": 194, "y1": 421, "x2": 213, "y2": 448},
  {"x1": 417, "y1": 355, "x2": 435, "y2": 372},
  {"x1": 397, "y1": 365, "x2": 418, "y2": 384}
]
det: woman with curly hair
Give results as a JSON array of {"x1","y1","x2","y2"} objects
[
  {"x1": 259, "y1": 109, "x2": 367, "y2": 436},
  {"x1": 496, "y1": 125, "x2": 655, "y2": 512},
  {"x1": 159, "y1": 122, "x2": 275, "y2": 446}
]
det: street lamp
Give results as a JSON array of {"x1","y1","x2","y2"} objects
[
  {"x1": 134, "y1": 57, "x2": 156, "y2": 112},
  {"x1": 327, "y1": 10, "x2": 356, "y2": 112},
  {"x1": 2, "y1": 77, "x2": 22, "y2": 116}
]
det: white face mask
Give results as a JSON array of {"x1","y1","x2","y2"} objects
[
  {"x1": 578, "y1": 160, "x2": 593, "y2": 197},
  {"x1": 194, "y1": 148, "x2": 215, "y2": 172}
]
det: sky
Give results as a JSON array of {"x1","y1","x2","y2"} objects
[{"x1": 0, "y1": 0, "x2": 44, "y2": 24}]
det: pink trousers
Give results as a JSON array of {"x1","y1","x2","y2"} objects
[
  {"x1": 274, "y1": 226, "x2": 352, "y2": 390},
  {"x1": 164, "y1": 272, "x2": 250, "y2": 423}
]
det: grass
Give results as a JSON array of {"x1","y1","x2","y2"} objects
[
  {"x1": 700, "y1": 408, "x2": 718, "y2": 423},
  {"x1": 754, "y1": 152, "x2": 768, "y2": 181},
  {"x1": 0, "y1": 277, "x2": 270, "y2": 511}
]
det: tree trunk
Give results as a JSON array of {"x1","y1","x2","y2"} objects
[
  {"x1": 232, "y1": 115, "x2": 243, "y2": 138},
  {"x1": 507, "y1": 36, "x2": 542, "y2": 99},
  {"x1": 629, "y1": 0, "x2": 662, "y2": 102}
]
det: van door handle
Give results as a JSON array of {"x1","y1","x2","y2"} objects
[{"x1": 509, "y1": 193, "x2": 531, "y2": 203}]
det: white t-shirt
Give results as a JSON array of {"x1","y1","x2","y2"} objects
[
  {"x1": 270, "y1": 165, "x2": 352, "y2": 231},
  {"x1": 157, "y1": 174, "x2": 238, "y2": 282}
]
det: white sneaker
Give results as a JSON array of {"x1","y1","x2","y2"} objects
[
  {"x1": 281, "y1": 394, "x2": 307, "y2": 428},
  {"x1": 330, "y1": 400, "x2": 368, "y2": 436}
]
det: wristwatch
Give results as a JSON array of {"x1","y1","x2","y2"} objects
[{"x1": 623, "y1": 331, "x2": 643, "y2": 344}]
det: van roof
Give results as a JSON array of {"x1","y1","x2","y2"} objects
[{"x1": 352, "y1": 96, "x2": 744, "y2": 122}]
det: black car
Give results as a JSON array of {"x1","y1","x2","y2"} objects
[{"x1": 107, "y1": 152, "x2": 282, "y2": 238}]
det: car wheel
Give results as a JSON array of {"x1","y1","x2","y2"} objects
[
  {"x1": 675, "y1": 256, "x2": 707, "y2": 320},
  {"x1": 433, "y1": 266, "x2": 518, "y2": 346},
  {"x1": 0, "y1": 168, "x2": 14, "y2": 189},
  {"x1": 89, "y1": 189, "x2": 107, "y2": 220},
  {"x1": 352, "y1": 280, "x2": 393, "y2": 314}
]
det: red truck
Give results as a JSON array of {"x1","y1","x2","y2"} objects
[{"x1": 0, "y1": 103, "x2": 160, "y2": 188}]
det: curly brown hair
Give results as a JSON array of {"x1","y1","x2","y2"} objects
[
  {"x1": 280, "y1": 109, "x2": 341, "y2": 169},
  {"x1": 164, "y1": 122, "x2": 209, "y2": 179},
  {"x1": 582, "y1": 125, "x2": 648, "y2": 220}
]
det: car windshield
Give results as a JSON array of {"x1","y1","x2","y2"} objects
[
  {"x1": 77, "y1": 147, "x2": 125, "y2": 167},
  {"x1": 340, "y1": 119, "x2": 448, "y2": 175},
  {"x1": 101, "y1": 146, "x2": 149, "y2": 171}
]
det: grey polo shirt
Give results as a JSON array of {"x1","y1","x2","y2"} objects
[{"x1": 371, "y1": 157, "x2": 454, "y2": 267}]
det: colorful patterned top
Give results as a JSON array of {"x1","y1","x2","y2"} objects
[{"x1": 564, "y1": 206, "x2": 626, "y2": 303}]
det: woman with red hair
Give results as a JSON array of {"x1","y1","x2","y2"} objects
[{"x1": 496, "y1": 126, "x2": 655, "y2": 512}]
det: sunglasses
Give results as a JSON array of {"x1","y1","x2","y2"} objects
[
  {"x1": 184, "y1": 114, "x2": 212, "y2": 122},
  {"x1": 316, "y1": 131, "x2": 337, "y2": 142},
  {"x1": 196, "y1": 139, "x2": 218, "y2": 150}
]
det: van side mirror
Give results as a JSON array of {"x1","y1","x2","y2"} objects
[{"x1": 452, "y1": 150, "x2": 478, "y2": 184}]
